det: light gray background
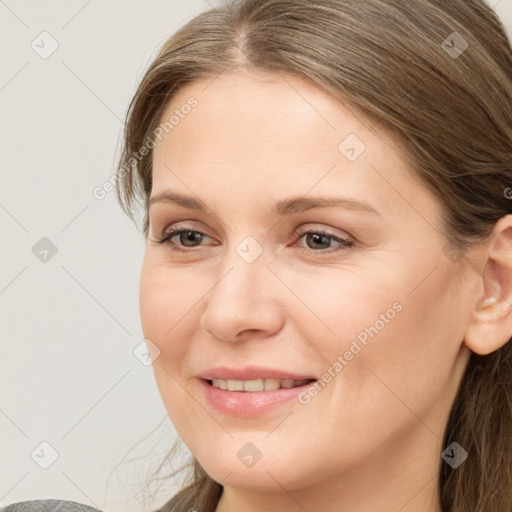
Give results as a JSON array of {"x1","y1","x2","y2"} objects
[{"x1": 1, "y1": 1, "x2": 511, "y2": 511}]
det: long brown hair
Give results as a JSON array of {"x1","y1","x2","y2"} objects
[{"x1": 115, "y1": 1, "x2": 512, "y2": 510}]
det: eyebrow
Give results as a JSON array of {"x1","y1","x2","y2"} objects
[{"x1": 148, "y1": 192, "x2": 380, "y2": 216}]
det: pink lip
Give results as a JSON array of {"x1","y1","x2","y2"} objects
[
  {"x1": 199, "y1": 365, "x2": 316, "y2": 381},
  {"x1": 197, "y1": 365, "x2": 317, "y2": 417},
  {"x1": 198, "y1": 378, "x2": 316, "y2": 417}
]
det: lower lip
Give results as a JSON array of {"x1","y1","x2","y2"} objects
[{"x1": 199, "y1": 379, "x2": 316, "y2": 417}]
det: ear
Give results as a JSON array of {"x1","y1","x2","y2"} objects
[{"x1": 464, "y1": 214, "x2": 512, "y2": 355}]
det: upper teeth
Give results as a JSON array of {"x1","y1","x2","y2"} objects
[{"x1": 211, "y1": 378, "x2": 310, "y2": 392}]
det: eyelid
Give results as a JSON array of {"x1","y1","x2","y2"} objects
[
  {"x1": 294, "y1": 224, "x2": 354, "y2": 243},
  {"x1": 150, "y1": 219, "x2": 211, "y2": 241}
]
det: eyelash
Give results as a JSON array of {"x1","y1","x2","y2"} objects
[{"x1": 152, "y1": 226, "x2": 354, "y2": 254}]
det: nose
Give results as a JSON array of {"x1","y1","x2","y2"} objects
[{"x1": 198, "y1": 250, "x2": 285, "y2": 343}]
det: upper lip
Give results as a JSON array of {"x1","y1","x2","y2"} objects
[{"x1": 199, "y1": 365, "x2": 317, "y2": 381}]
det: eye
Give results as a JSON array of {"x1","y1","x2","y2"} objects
[
  {"x1": 152, "y1": 228, "x2": 212, "y2": 250},
  {"x1": 295, "y1": 228, "x2": 354, "y2": 253},
  {"x1": 151, "y1": 225, "x2": 354, "y2": 254}
]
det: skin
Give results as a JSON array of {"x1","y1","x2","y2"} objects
[{"x1": 139, "y1": 69, "x2": 512, "y2": 512}]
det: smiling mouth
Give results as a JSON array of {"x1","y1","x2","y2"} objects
[{"x1": 207, "y1": 378, "x2": 316, "y2": 392}]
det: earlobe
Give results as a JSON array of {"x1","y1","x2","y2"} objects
[{"x1": 464, "y1": 214, "x2": 512, "y2": 356}]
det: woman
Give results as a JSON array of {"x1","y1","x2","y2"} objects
[
  {"x1": 5, "y1": 0, "x2": 511, "y2": 511},
  {"x1": 116, "y1": 0, "x2": 512, "y2": 511}
]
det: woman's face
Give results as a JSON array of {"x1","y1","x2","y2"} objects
[{"x1": 140, "y1": 70, "x2": 475, "y2": 499}]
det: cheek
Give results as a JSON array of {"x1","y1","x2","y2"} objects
[
  {"x1": 290, "y1": 264, "x2": 404, "y2": 362},
  {"x1": 305, "y1": 258, "x2": 464, "y2": 424},
  {"x1": 139, "y1": 260, "x2": 204, "y2": 426},
  {"x1": 139, "y1": 256, "x2": 198, "y2": 345}
]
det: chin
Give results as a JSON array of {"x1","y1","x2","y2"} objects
[{"x1": 196, "y1": 441, "x2": 317, "y2": 493}]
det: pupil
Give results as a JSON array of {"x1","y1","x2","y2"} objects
[
  {"x1": 308, "y1": 233, "x2": 329, "y2": 249},
  {"x1": 181, "y1": 231, "x2": 202, "y2": 246}
]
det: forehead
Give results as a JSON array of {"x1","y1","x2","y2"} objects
[
  {"x1": 150, "y1": 70, "x2": 435, "y2": 222},
  {"x1": 158, "y1": 69, "x2": 378, "y2": 157}
]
